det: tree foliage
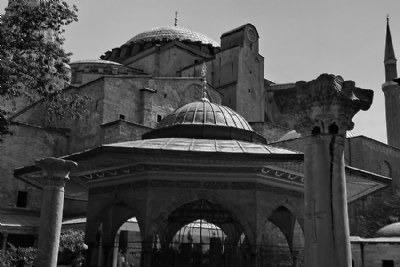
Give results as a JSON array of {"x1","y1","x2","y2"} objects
[
  {"x1": 58, "y1": 229, "x2": 86, "y2": 265},
  {"x1": 0, "y1": 229, "x2": 86, "y2": 266},
  {"x1": 0, "y1": 0, "x2": 77, "y2": 97},
  {"x1": 0, "y1": 0, "x2": 88, "y2": 139},
  {"x1": 0, "y1": 244, "x2": 36, "y2": 267}
]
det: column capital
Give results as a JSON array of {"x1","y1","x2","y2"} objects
[
  {"x1": 274, "y1": 74, "x2": 373, "y2": 136},
  {"x1": 35, "y1": 157, "x2": 78, "y2": 186}
]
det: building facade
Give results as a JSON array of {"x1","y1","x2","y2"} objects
[{"x1": 1, "y1": 13, "x2": 400, "y2": 267}]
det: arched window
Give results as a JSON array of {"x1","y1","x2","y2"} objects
[{"x1": 381, "y1": 161, "x2": 392, "y2": 177}]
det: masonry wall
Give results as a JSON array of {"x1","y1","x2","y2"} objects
[
  {"x1": 0, "y1": 124, "x2": 69, "y2": 210},
  {"x1": 13, "y1": 79, "x2": 106, "y2": 154},
  {"x1": 236, "y1": 41, "x2": 264, "y2": 122},
  {"x1": 159, "y1": 46, "x2": 203, "y2": 77},
  {"x1": 56, "y1": 80, "x2": 106, "y2": 153},
  {"x1": 101, "y1": 121, "x2": 151, "y2": 144},
  {"x1": 345, "y1": 136, "x2": 400, "y2": 187},
  {"x1": 125, "y1": 44, "x2": 202, "y2": 77},
  {"x1": 351, "y1": 242, "x2": 400, "y2": 267}
]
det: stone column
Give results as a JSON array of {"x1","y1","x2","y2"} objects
[
  {"x1": 34, "y1": 157, "x2": 77, "y2": 267},
  {"x1": 274, "y1": 74, "x2": 373, "y2": 267},
  {"x1": 112, "y1": 230, "x2": 121, "y2": 267},
  {"x1": 303, "y1": 131, "x2": 349, "y2": 266},
  {"x1": 1, "y1": 233, "x2": 8, "y2": 252}
]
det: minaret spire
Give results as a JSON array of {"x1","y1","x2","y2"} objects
[
  {"x1": 382, "y1": 16, "x2": 400, "y2": 151},
  {"x1": 385, "y1": 15, "x2": 397, "y2": 82},
  {"x1": 174, "y1": 11, "x2": 178, "y2": 27}
]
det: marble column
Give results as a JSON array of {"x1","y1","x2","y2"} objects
[
  {"x1": 303, "y1": 132, "x2": 349, "y2": 266},
  {"x1": 34, "y1": 157, "x2": 77, "y2": 267},
  {"x1": 1, "y1": 233, "x2": 8, "y2": 252},
  {"x1": 274, "y1": 74, "x2": 373, "y2": 267},
  {"x1": 112, "y1": 230, "x2": 121, "y2": 267}
]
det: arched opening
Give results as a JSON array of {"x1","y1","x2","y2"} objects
[
  {"x1": 85, "y1": 201, "x2": 143, "y2": 267},
  {"x1": 112, "y1": 217, "x2": 142, "y2": 267},
  {"x1": 259, "y1": 206, "x2": 304, "y2": 267},
  {"x1": 151, "y1": 199, "x2": 251, "y2": 267}
]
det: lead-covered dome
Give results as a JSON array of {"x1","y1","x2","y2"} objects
[
  {"x1": 159, "y1": 101, "x2": 252, "y2": 130},
  {"x1": 125, "y1": 26, "x2": 219, "y2": 47},
  {"x1": 375, "y1": 222, "x2": 400, "y2": 238},
  {"x1": 143, "y1": 100, "x2": 266, "y2": 144}
]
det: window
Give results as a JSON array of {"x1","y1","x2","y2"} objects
[
  {"x1": 382, "y1": 260, "x2": 394, "y2": 267},
  {"x1": 16, "y1": 191, "x2": 28, "y2": 208},
  {"x1": 164, "y1": 93, "x2": 167, "y2": 99},
  {"x1": 381, "y1": 161, "x2": 392, "y2": 177},
  {"x1": 157, "y1": 115, "x2": 162, "y2": 122},
  {"x1": 119, "y1": 114, "x2": 125, "y2": 120}
]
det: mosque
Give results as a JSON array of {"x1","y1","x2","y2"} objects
[{"x1": 1, "y1": 11, "x2": 400, "y2": 267}]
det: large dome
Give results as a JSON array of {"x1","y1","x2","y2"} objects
[
  {"x1": 125, "y1": 26, "x2": 219, "y2": 47},
  {"x1": 143, "y1": 100, "x2": 266, "y2": 144}
]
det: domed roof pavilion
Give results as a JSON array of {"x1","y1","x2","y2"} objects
[{"x1": 143, "y1": 99, "x2": 266, "y2": 144}]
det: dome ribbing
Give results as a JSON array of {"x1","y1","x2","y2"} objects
[
  {"x1": 125, "y1": 26, "x2": 219, "y2": 47},
  {"x1": 143, "y1": 100, "x2": 266, "y2": 144}
]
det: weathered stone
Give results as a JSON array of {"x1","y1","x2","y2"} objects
[
  {"x1": 34, "y1": 157, "x2": 77, "y2": 267},
  {"x1": 274, "y1": 74, "x2": 373, "y2": 267}
]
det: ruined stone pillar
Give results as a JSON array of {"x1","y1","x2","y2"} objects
[
  {"x1": 303, "y1": 131, "x2": 349, "y2": 266},
  {"x1": 34, "y1": 157, "x2": 77, "y2": 267},
  {"x1": 274, "y1": 74, "x2": 373, "y2": 267}
]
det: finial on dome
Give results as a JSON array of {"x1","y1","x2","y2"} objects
[
  {"x1": 174, "y1": 11, "x2": 178, "y2": 27},
  {"x1": 387, "y1": 14, "x2": 390, "y2": 24},
  {"x1": 201, "y1": 62, "x2": 210, "y2": 102}
]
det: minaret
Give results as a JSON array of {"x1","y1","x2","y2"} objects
[
  {"x1": 382, "y1": 17, "x2": 400, "y2": 148},
  {"x1": 384, "y1": 17, "x2": 397, "y2": 82}
]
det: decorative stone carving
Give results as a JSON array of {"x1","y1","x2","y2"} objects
[
  {"x1": 35, "y1": 157, "x2": 77, "y2": 186},
  {"x1": 274, "y1": 74, "x2": 373, "y2": 136},
  {"x1": 275, "y1": 74, "x2": 373, "y2": 267}
]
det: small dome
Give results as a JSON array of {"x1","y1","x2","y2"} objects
[
  {"x1": 143, "y1": 100, "x2": 266, "y2": 144},
  {"x1": 375, "y1": 222, "x2": 400, "y2": 237},
  {"x1": 125, "y1": 26, "x2": 219, "y2": 47},
  {"x1": 158, "y1": 101, "x2": 252, "y2": 131}
]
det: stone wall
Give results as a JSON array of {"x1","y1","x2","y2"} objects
[
  {"x1": 236, "y1": 42, "x2": 264, "y2": 122},
  {"x1": 125, "y1": 44, "x2": 203, "y2": 77},
  {"x1": 345, "y1": 136, "x2": 400, "y2": 187},
  {"x1": 0, "y1": 123, "x2": 69, "y2": 210},
  {"x1": 13, "y1": 79, "x2": 106, "y2": 154},
  {"x1": 101, "y1": 120, "x2": 151, "y2": 144},
  {"x1": 351, "y1": 241, "x2": 400, "y2": 267}
]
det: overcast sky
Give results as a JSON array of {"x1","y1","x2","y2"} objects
[{"x1": 2, "y1": 0, "x2": 400, "y2": 144}]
